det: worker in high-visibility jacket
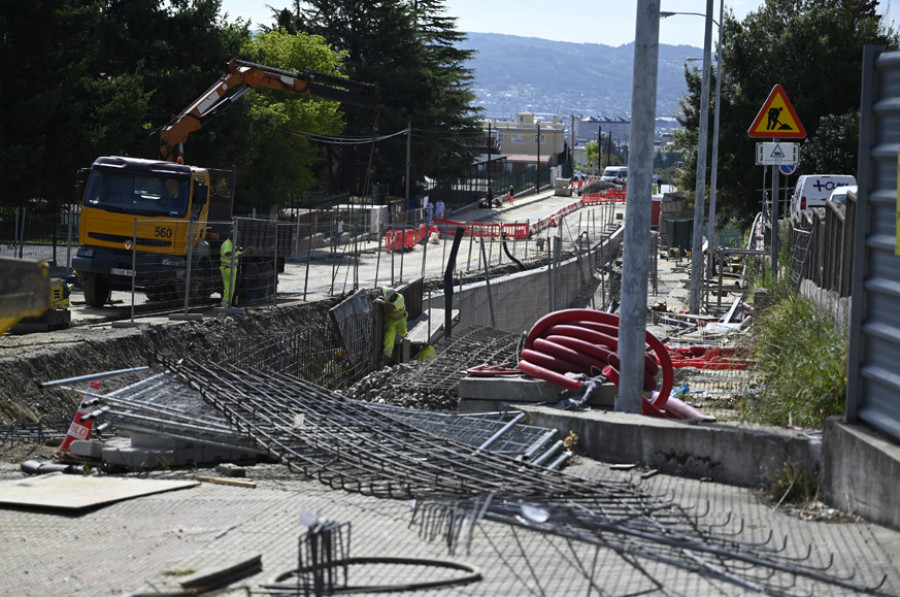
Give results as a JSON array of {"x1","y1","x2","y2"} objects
[
  {"x1": 220, "y1": 230, "x2": 248, "y2": 307},
  {"x1": 376, "y1": 287, "x2": 407, "y2": 363}
]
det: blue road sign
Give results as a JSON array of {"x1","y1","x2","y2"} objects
[{"x1": 780, "y1": 164, "x2": 797, "y2": 176}]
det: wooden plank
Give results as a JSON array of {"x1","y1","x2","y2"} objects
[{"x1": 195, "y1": 476, "x2": 257, "y2": 489}]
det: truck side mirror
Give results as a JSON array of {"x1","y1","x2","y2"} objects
[
  {"x1": 73, "y1": 168, "x2": 89, "y2": 203},
  {"x1": 192, "y1": 178, "x2": 209, "y2": 217}
]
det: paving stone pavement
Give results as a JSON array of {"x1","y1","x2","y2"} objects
[{"x1": 2, "y1": 457, "x2": 899, "y2": 597}]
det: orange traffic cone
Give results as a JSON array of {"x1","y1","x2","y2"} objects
[{"x1": 55, "y1": 379, "x2": 101, "y2": 460}]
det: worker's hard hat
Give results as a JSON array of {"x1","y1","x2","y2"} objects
[{"x1": 383, "y1": 287, "x2": 397, "y2": 300}]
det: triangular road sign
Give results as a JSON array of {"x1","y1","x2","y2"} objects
[{"x1": 748, "y1": 84, "x2": 806, "y2": 138}]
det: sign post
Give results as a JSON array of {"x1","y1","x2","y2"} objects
[{"x1": 748, "y1": 85, "x2": 806, "y2": 274}]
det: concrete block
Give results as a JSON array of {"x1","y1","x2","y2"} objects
[
  {"x1": 102, "y1": 445, "x2": 176, "y2": 470},
  {"x1": 521, "y1": 406, "x2": 821, "y2": 487},
  {"x1": 68, "y1": 439, "x2": 104, "y2": 460},
  {"x1": 458, "y1": 376, "x2": 616, "y2": 414},
  {"x1": 459, "y1": 375, "x2": 560, "y2": 402},
  {"x1": 823, "y1": 417, "x2": 900, "y2": 531},
  {"x1": 100, "y1": 434, "x2": 262, "y2": 471},
  {"x1": 169, "y1": 313, "x2": 204, "y2": 322}
]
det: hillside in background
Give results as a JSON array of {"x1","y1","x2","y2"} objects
[{"x1": 458, "y1": 32, "x2": 702, "y2": 119}]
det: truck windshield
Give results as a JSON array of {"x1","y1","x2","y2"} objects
[{"x1": 84, "y1": 170, "x2": 189, "y2": 218}]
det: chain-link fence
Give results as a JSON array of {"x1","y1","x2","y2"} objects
[{"x1": 0, "y1": 205, "x2": 80, "y2": 271}]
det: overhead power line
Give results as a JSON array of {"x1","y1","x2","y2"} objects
[{"x1": 279, "y1": 126, "x2": 408, "y2": 145}]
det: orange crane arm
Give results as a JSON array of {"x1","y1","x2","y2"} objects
[{"x1": 159, "y1": 59, "x2": 376, "y2": 161}]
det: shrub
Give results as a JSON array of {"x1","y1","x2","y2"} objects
[{"x1": 742, "y1": 292, "x2": 847, "y2": 429}]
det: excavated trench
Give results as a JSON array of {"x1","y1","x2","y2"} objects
[{"x1": 0, "y1": 300, "x2": 342, "y2": 425}]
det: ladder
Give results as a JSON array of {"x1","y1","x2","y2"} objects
[{"x1": 789, "y1": 227, "x2": 813, "y2": 290}]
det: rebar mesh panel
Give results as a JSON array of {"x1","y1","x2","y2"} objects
[
  {"x1": 159, "y1": 357, "x2": 888, "y2": 596},
  {"x1": 368, "y1": 404, "x2": 557, "y2": 459},
  {"x1": 403, "y1": 326, "x2": 521, "y2": 393}
]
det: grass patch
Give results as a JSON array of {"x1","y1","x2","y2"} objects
[
  {"x1": 162, "y1": 568, "x2": 197, "y2": 577},
  {"x1": 764, "y1": 463, "x2": 819, "y2": 508},
  {"x1": 741, "y1": 287, "x2": 847, "y2": 429}
]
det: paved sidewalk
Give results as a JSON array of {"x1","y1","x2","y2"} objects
[{"x1": 2, "y1": 457, "x2": 898, "y2": 596}]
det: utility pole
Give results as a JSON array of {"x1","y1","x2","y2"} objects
[
  {"x1": 405, "y1": 120, "x2": 412, "y2": 207},
  {"x1": 617, "y1": 0, "x2": 660, "y2": 413},
  {"x1": 597, "y1": 125, "x2": 602, "y2": 174},
  {"x1": 536, "y1": 121, "x2": 541, "y2": 193},
  {"x1": 606, "y1": 128, "x2": 612, "y2": 169},
  {"x1": 571, "y1": 115, "x2": 576, "y2": 176},
  {"x1": 488, "y1": 123, "x2": 492, "y2": 191}
]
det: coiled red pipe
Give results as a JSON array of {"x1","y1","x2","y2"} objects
[{"x1": 518, "y1": 309, "x2": 672, "y2": 412}]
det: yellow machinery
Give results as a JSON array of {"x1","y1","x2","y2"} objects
[{"x1": 0, "y1": 258, "x2": 71, "y2": 335}]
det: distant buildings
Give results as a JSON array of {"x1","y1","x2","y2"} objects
[
  {"x1": 476, "y1": 111, "x2": 683, "y2": 176},
  {"x1": 482, "y1": 111, "x2": 567, "y2": 173},
  {"x1": 576, "y1": 116, "x2": 632, "y2": 146}
]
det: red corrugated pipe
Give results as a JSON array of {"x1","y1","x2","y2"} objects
[{"x1": 518, "y1": 309, "x2": 673, "y2": 415}]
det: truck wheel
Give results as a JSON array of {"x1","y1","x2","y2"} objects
[{"x1": 84, "y1": 273, "x2": 110, "y2": 308}]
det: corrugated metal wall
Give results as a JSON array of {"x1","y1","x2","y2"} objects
[{"x1": 847, "y1": 46, "x2": 900, "y2": 441}]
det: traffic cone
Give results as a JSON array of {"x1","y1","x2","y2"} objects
[{"x1": 55, "y1": 379, "x2": 101, "y2": 460}]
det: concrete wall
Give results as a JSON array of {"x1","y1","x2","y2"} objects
[
  {"x1": 524, "y1": 407, "x2": 822, "y2": 488},
  {"x1": 426, "y1": 229, "x2": 623, "y2": 334},
  {"x1": 823, "y1": 417, "x2": 900, "y2": 530}
]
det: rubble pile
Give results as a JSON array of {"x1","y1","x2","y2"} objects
[{"x1": 345, "y1": 361, "x2": 458, "y2": 411}]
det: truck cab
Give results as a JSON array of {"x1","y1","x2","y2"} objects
[{"x1": 73, "y1": 156, "x2": 215, "y2": 307}]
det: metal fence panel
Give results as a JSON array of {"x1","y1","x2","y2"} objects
[{"x1": 847, "y1": 46, "x2": 900, "y2": 440}]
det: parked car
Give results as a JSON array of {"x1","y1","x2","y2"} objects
[
  {"x1": 601, "y1": 166, "x2": 628, "y2": 184},
  {"x1": 829, "y1": 184, "x2": 857, "y2": 205},
  {"x1": 789, "y1": 174, "x2": 857, "y2": 220}
]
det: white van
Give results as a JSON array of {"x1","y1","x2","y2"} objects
[
  {"x1": 790, "y1": 174, "x2": 856, "y2": 220},
  {"x1": 601, "y1": 166, "x2": 627, "y2": 183}
]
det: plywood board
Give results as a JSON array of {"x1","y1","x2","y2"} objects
[{"x1": 0, "y1": 473, "x2": 199, "y2": 511}]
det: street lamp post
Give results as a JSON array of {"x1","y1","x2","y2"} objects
[
  {"x1": 536, "y1": 121, "x2": 541, "y2": 193},
  {"x1": 661, "y1": 2, "x2": 716, "y2": 314},
  {"x1": 707, "y1": 0, "x2": 724, "y2": 278}
]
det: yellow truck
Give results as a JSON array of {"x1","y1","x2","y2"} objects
[{"x1": 72, "y1": 59, "x2": 375, "y2": 307}]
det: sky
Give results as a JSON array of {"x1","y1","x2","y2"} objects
[{"x1": 219, "y1": 0, "x2": 900, "y2": 49}]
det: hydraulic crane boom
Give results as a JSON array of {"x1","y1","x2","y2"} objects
[{"x1": 159, "y1": 58, "x2": 377, "y2": 162}]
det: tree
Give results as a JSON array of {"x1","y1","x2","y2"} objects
[
  {"x1": 0, "y1": 0, "x2": 251, "y2": 210},
  {"x1": 231, "y1": 31, "x2": 357, "y2": 208},
  {"x1": 675, "y1": 0, "x2": 898, "y2": 222},
  {"x1": 0, "y1": 0, "x2": 149, "y2": 208},
  {"x1": 269, "y1": 0, "x2": 481, "y2": 198},
  {"x1": 799, "y1": 112, "x2": 859, "y2": 173},
  {"x1": 585, "y1": 141, "x2": 600, "y2": 173}
]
